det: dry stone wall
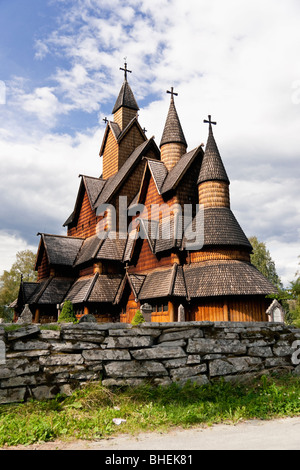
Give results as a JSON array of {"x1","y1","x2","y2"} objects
[{"x1": 1, "y1": 321, "x2": 300, "y2": 404}]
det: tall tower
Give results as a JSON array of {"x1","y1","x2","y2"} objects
[
  {"x1": 160, "y1": 87, "x2": 187, "y2": 172},
  {"x1": 112, "y1": 62, "x2": 139, "y2": 131},
  {"x1": 197, "y1": 115, "x2": 230, "y2": 208},
  {"x1": 101, "y1": 62, "x2": 145, "y2": 180}
]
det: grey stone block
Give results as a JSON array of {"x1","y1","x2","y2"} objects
[
  {"x1": 105, "y1": 336, "x2": 154, "y2": 349},
  {"x1": 82, "y1": 349, "x2": 131, "y2": 361},
  {"x1": 39, "y1": 354, "x2": 84, "y2": 366},
  {"x1": 131, "y1": 346, "x2": 186, "y2": 361},
  {"x1": 187, "y1": 338, "x2": 247, "y2": 355}
]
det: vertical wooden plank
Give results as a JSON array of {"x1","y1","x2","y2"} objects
[{"x1": 34, "y1": 308, "x2": 40, "y2": 324}]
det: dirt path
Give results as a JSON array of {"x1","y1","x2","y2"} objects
[{"x1": 2, "y1": 416, "x2": 300, "y2": 451}]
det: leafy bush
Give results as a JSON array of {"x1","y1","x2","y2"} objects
[
  {"x1": 131, "y1": 309, "x2": 145, "y2": 326},
  {"x1": 57, "y1": 301, "x2": 77, "y2": 324}
]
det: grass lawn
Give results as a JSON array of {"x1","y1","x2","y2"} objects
[{"x1": 1, "y1": 373, "x2": 300, "y2": 447}]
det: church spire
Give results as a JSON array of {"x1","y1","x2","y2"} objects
[
  {"x1": 112, "y1": 60, "x2": 139, "y2": 130},
  {"x1": 198, "y1": 116, "x2": 230, "y2": 208},
  {"x1": 198, "y1": 116, "x2": 229, "y2": 185},
  {"x1": 160, "y1": 87, "x2": 187, "y2": 171}
]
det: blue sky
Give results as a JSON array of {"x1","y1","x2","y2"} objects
[{"x1": 0, "y1": 0, "x2": 299, "y2": 287}]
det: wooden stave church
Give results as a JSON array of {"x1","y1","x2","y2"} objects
[{"x1": 12, "y1": 66, "x2": 277, "y2": 324}]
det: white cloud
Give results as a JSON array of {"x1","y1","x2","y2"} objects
[
  {"x1": 0, "y1": 232, "x2": 37, "y2": 274},
  {"x1": 21, "y1": 87, "x2": 62, "y2": 124}
]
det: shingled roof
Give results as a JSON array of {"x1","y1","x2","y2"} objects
[
  {"x1": 160, "y1": 95, "x2": 187, "y2": 148},
  {"x1": 181, "y1": 207, "x2": 252, "y2": 251},
  {"x1": 99, "y1": 117, "x2": 147, "y2": 157},
  {"x1": 12, "y1": 281, "x2": 40, "y2": 310},
  {"x1": 83, "y1": 176, "x2": 107, "y2": 209},
  {"x1": 138, "y1": 264, "x2": 186, "y2": 300},
  {"x1": 74, "y1": 232, "x2": 128, "y2": 267},
  {"x1": 161, "y1": 146, "x2": 202, "y2": 194},
  {"x1": 95, "y1": 138, "x2": 159, "y2": 207},
  {"x1": 63, "y1": 176, "x2": 106, "y2": 227},
  {"x1": 88, "y1": 274, "x2": 124, "y2": 303},
  {"x1": 96, "y1": 233, "x2": 128, "y2": 261},
  {"x1": 147, "y1": 159, "x2": 168, "y2": 193},
  {"x1": 112, "y1": 79, "x2": 139, "y2": 114},
  {"x1": 29, "y1": 277, "x2": 74, "y2": 305},
  {"x1": 184, "y1": 260, "x2": 277, "y2": 298},
  {"x1": 37, "y1": 234, "x2": 84, "y2": 267},
  {"x1": 197, "y1": 124, "x2": 229, "y2": 185},
  {"x1": 74, "y1": 235, "x2": 104, "y2": 267},
  {"x1": 64, "y1": 275, "x2": 97, "y2": 304}
]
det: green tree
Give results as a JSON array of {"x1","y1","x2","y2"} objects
[
  {"x1": 249, "y1": 236, "x2": 282, "y2": 288},
  {"x1": 288, "y1": 258, "x2": 300, "y2": 326},
  {"x1": 131, "y1": 309, "x2": 145, "y2": 326},
  {"x1": 58, "y1": 301, "x2": 77, "y2": 324},
  {"x1": 0, "y1": 250, "x2": 37, "y2": 320}
]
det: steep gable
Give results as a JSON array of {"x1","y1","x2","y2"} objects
[{"x1": 66, "y1": 181, "x2": 98, "y2": 238}]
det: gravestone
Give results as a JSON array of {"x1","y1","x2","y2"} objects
[
  {"x1": 141, "y1": 303, "x2": 152, "y2": 322},
  {"x1": 266, "y1": 299, "x2": 285, "y2": 322},
  {"x1": 79, "y1": 314, "x2": 97, "y2": 323},
  {"x1": 17, "y1": 304, "x2": 33, "y2": 324},
  {"x1": 178, "y1": 304, "x2": 185, "y2": 322}
]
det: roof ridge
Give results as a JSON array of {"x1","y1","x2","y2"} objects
[
  {"x1": 117, "y1": 116, "x2": 145, "y2": 143},
  {"x1": 33, "y1": 277, "x2": 53, "y2": 304},
  {"x1": 161, "y1": 145, "x2": 202, "y2": 194},
  {"x1": 85, "y1": 272, "x2": 99, "y2": 302},
  {"x1": 95, "y1": 137, "x2": 158, "y2": 207},
  {"x1": 169, "y1": 263, "x2": 178, "y2": 296},
  {"x1": 38, "y1": 232, "x2": 84, "y2": 240}
]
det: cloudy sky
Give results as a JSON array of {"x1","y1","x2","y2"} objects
[{"x1": 0, "y1": 0, "x2": 299, "y2": 286}]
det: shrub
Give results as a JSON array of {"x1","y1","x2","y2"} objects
[
  {"x1": 131, "y1": 309, "x2": 145, "y2": 326},
  {"x1": 58, "y1": 301, "x2": 77, "y2": 324}
]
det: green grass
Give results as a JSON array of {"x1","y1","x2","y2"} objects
[{"x1": 1, "y1": 373, "x2": 300, "y2": 447}]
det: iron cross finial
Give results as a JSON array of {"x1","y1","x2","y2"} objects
[
  {"x1": 103, "y1": 117, "x2": 108, "y2": 124},
  {"x1": 167, "y1": 87, "x2": 178, "y2": 99},
  {"x1": 204, "y1": 115, "x2": 217, "y2": 126},
  {"x1": 120, "y1": 59, "x2": 132, "y2": 81}
]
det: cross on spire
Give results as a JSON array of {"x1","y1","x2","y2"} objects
[
  {"x1": 204, "y1": 115, "x2": 217, "y2": 127},
  {"x1": 103, "y1": 117, "x2": 108, "y2": 124},
  {"x1": 120, "y1": 59, "x2": 132, "y2": 81},
  {"x1": 167, "y1": 87, "x2": 178, "y2": 99}
]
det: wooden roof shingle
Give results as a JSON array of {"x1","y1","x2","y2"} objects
[
  {"x1": 184, "y1": 260, "x2": 277, "y2": 298},
  {"x1": 39, "y1": 234, "x2": 84, "y2": 267},
  {"x1": 30, "y1": 278, "x2": 74, "y2": 305},
  {"x1": 64, "y1": 275, "x2": 96, "y2": 304},
  {"x1": 197, "y1": 125, "x2": 229, "y2": 185},
  {"x1": 160, "y1": 95, "x2": 187, "y2": 148},
  {"x1": 112, "y1": 79, "x2": 139, "y2": 114},
  {"x1": 161, "y1": 146, "x2": 202, "y2": 194},
  {"x1": 181, "y1": 207, "x2": 252, "y2": 251},
  {"x1": 95, "y1": 138, "x2": 159, "y2": 207},
  {"x1": 88, "y1": 274, "x2": 124, "y2": 303}
]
